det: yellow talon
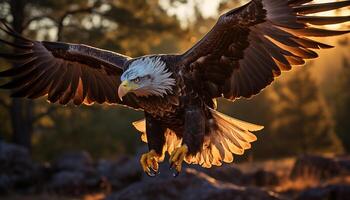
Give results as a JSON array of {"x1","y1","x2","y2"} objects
[
  {"x1": 140, "y1": 150, "x2": 160, "y2": 177},
  {"x1": 169, "y1": 144, "x2": 188, "y2": 177}
]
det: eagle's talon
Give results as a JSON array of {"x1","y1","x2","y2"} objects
[
  {"x1": 169, "y1": 161, "x2": 175, "y2": 170},
  {"x1": 172, "y1": 170, "x2": 180, "y2": 177},
  {"x1": 147, "y1": 169, "x2": 157, "y2": 177},
  {"x1": 140, "y1": 150, "x2": 160, "y2": 177},
  {"x1": 169, "y1": 144, "x2": 188, "y2": 176}
]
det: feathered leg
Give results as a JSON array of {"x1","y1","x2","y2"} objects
[
  {"x1": 140, "y1": 113, "x2": 166, "y2": 177},
  {"x1": 169, "y1": 105, "x2": 205, "y2": 176}
]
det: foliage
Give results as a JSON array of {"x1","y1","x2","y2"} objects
[
  {"x1": 333, "y1": 58, "x2": 350, "y2": 152},
  {"x1": 32, "y1": 104, "x2": 144, "y2": 160},
  {"x1": 268, "y1": 68, "x2": 343, "y2": 156}
]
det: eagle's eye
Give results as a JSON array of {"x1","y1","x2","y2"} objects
[{"x1": 133, "y1": 77, "x2": 140, "y2": 83}]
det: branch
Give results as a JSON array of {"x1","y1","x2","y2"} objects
[
  {"x1": 33, "y1": 106, "x2": 57, "y2": 123},
  {"x1": 23, "y1": 15, "x2": 57, "y2": 30},
  {"x1": 57, "y1": 5, "x2": 99, "y2": 41}
]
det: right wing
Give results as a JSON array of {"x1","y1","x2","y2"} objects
[
  {"x1": 0, "y1": 21, "x2": 140, "y2": 109},
  {"x1": 178, "y1": 0, "x2": 350, "y2": 100}
]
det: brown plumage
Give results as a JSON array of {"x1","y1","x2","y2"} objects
[
  {"x1": 180, "y1": 0, "x2": 350, "y2": 100},
  {"x1": 0, "y1": 0, "x2": 349, "y2": 176}
]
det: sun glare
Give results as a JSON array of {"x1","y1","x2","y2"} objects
[
  {"x1": 160, "y1": 0, "x2": 349, "y2": 27},
  {"x1": 159, "y1": 0, "x2": 222, "y2": 27}
]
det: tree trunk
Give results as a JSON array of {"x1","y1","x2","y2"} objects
[{"x1": 10, "y1": 0, "x2": 34, "y2": 151}]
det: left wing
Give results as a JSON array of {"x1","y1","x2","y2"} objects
[
  {"x1": 0, "y1": 21, "x2": 139, "y2": 108},
  {"x1": 179, "y1": 0, "x2": 350, "y2": 100}
]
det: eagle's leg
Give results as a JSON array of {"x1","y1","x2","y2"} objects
[
  {"x1": 140, "y1": 113, "x2": 166, "y2": 177},
  {"x1": 169, "y1": 106, "x2": 205, "y2": 177},
  {"x1": 140, "y1": 150, "x2": 160, "y2": 177},
  {"x1": 169, "y1": 144, "x2": 189, "y2": 176}
]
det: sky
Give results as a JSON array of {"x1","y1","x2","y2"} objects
[
  {"x1": 160, "y1": 0, "x2": 350, "y2": 25},
  {"x1": 159, "y1": 0, "x2": 223, "y2": 25}
]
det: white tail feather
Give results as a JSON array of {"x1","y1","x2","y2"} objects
[{"x1": 132, "y1": 109, "x2": 263, "y2": 168}]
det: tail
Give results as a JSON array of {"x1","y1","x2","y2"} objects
[
  {"x1": 133, "y1": 109, "x2": 263, "y2": 168},
  {"x1": 185, "y1": 109, "x2": 263, "y2": 168}
]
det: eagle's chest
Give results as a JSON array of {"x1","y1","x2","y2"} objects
[
  {"x1": 137, "y1": 74, "x2": 185, "y2": 118},
  {"x1": 137, "y1": 94, "x2": 182, "y2": 118}
]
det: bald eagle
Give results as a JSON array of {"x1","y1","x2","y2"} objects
[{"x1": 1, "y1": 0, "x2": 350, "y2": 177}]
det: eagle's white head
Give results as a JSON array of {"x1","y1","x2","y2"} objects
[{"x1": 118, "y1": 57, "x2": 176, "y2": 100}]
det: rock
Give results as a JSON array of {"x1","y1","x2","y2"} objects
[
  {"x1": 297, "y1": 185, "x2": 350, "y2": 200},
  {"x1": 243, "y1": 169, "x2": 280, "y2": 187},
  {"x1": 290, "y1": 155, "x2": 350, "y2": 180},
  {"x1": 52, "y1": 151, "x2": 94, "y2": 173},
  {"x1": 200, "y1": 165, "x2": 243, "y2": 185},
  {"x1": 200, "y1": 165, "x2": 279, "y2": 187},
  {"x1": 48, "y1": 170, "x2": 101, "y2": 194},
  {"x1": 97, "y1": 156, "x2": 142, "y2": 190},
  {"x1": 0, "y1": 142, "x2": 35, "y2": 175},
  {"x1": 0, "y1": 142, "x2": 41, "y2": 193},
  {"x1": 49, "y1": 171, "x2": 85, "y2": 190},
  {"x1": 336, "y1": 156, "x2": 350, "y2": 172},
  {"x1": 106, "y1": 168, "x2": 282, "y2": 200},
  {"x1": 48, "y1": 151, "x2": 101, "y2": 194}
]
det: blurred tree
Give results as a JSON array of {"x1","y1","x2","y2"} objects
[
  {"x1": 333, "y1": 58, "x2": 350, "y2": 152},
  {"x1": 269, "y1": 68, "x2": 343, "y2": 156},
  {"x1": 4, "y1": 0, "x2": 34, "y2": 151}
]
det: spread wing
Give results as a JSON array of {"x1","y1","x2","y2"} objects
[
  {"x1": 0, "y1": 21, "x2": 139, "y2": 108},
  {"x1": 179, "y1": 0, "x2": 350, "y2": 100}
]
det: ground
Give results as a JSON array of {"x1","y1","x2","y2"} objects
[{"x1": 1, "y1": 141, "x2": 350, "y2": 200}]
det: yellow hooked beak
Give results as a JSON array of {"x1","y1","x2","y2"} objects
[{"x1": 118, "y1": 80, "x2": 139, "y2": 101}]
